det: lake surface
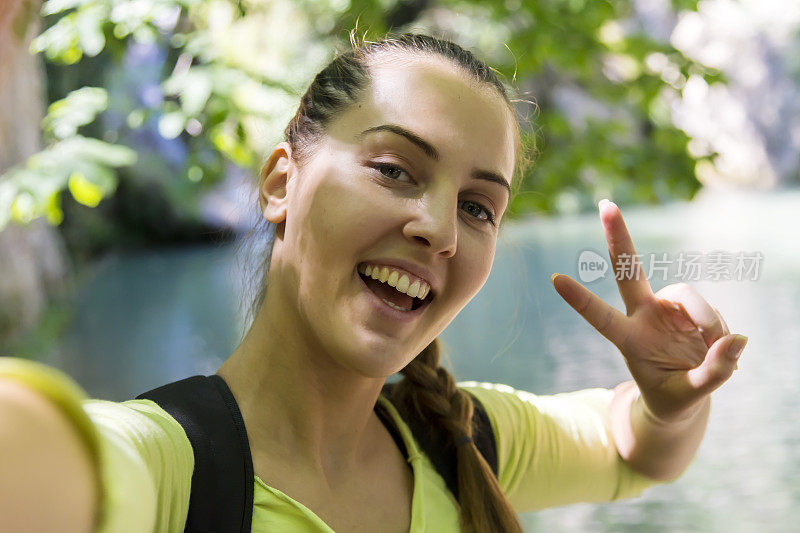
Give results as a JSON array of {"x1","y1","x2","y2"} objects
[{"x1": 34, "y1": 189, "x2": 799, "y2": 532}]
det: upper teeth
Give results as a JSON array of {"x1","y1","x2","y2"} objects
[{"x1": 358, "y1": 263, "x2": 432, "y2": 300}]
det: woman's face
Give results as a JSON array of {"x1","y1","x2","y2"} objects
[{"x1": 266, "y1": 55, "x2": 516, "y2": 378}]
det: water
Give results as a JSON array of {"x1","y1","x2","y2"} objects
[{"x1": 33, "y1": 189, "x2": 799, "y2": 532}]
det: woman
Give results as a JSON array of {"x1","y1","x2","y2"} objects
[{"x1": 0, "y1": 33, "x2": 747, "y2": 532}]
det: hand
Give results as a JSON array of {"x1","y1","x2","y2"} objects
[{"x1": 551, "y1": 199, "x2": 748, "y2": 423}]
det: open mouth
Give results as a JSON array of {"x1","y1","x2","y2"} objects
[{"x1": 357, "y1": 267, "x2": 434, "y2": 312}]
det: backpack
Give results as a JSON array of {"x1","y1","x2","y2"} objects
[{"x1": 136, "y1": 374, "x2": 498, "y2": 533}]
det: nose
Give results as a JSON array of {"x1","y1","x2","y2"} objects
[{"x1": 402, "y1": 192, "x2": 458, "y2": 258}]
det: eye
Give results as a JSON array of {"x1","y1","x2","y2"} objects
[
  {"x1": 370, "y1": 162, "x2": 413, "y2": 183},
  {"x1": 461, "y1": 200, "x2": 497, "y2": 226}
]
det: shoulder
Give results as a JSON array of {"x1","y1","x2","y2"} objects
[
  {"x1": 83, "y1": 397, "x2": 192, "y2": 457},
  {"x1": 81, "y1": 397, "x2": 194, "y2": 533}
]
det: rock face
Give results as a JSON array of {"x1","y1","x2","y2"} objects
[
  {"x1": 0, "y1": 0, "x2": 68, "y2": 344},
  {"x1": 0, "y1": 220, "x2": 68, "y2": 341}
]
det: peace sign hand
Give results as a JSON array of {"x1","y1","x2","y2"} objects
[{"x1": 551, "y1": 199, "x2": 748, "y2": 423}]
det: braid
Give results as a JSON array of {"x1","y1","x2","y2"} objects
[{"x1": 392, "y1": 338, "x2": 524, "y2": 532}]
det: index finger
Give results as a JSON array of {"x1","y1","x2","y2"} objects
[
  {"x1": 551, "y1": 273, "x2": 629, "y2": 349},
  {"x1": 599, "y1": 199, "x2": 654, "y2": 314}
]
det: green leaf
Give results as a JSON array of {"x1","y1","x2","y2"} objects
[
  {"x1": 10, "y1": 191, "x2": 37, "y2": 224},
  {"x1": 41, "y1": 0, "x2": 88, "y2": 17},
  {"x1": 44, "y1": 191, "x2": 64, "y2": 225},
  {"x1": 30, "y1": 15, "x2": 80, "y2": 63},
  {"x1": 67, "y1": 171, "x2": 104, "y2": 207},
  {"x1": 180, "y1": 70, "x2": 213, "y2": 116},
  {"x1": 210, "y1": 124, "x2": 254, "y2": 167},
  {"x1": 42, "y1": 87, "x2": 108, "y2": 140},
  {"x1": 158, "y1": 111, "x2": 188, "y2": 139},
  {"x1": 74, "y1": 4, "x2": 107, "y2": 57},
  {"x1": 57, "y1": 136, "x2": 138, "y2": 167}
]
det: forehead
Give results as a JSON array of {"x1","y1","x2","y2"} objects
[{"x1": 326, "y1": 55, "x2": 516, "y2": 180}]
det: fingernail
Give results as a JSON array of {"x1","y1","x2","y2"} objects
[
  {"x1": 598, "y1": 198, "x2": 617, "y2": 210},
  {"x1": 728, "y1": 334, "x2": 748, "y2": 360},
  {"x1": 550, "y1": 272, "x2": 560, "y2": 284}
]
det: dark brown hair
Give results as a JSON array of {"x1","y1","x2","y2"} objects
[{"x1": 241, "y1": 32, "x2": 532, "y2": 532}]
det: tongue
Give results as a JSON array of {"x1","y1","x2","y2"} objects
[{"x1": 362, "y1": 274, "x2": 414, "y2": 309}]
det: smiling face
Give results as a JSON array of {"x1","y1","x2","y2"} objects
[{"x1": 260, "y1": 54, "x2": 517, "y2": 378}]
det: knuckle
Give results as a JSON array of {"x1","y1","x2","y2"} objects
[
  {"x1": 577, "y1": 292, "x2": 593, "y2": 314},
  {"x1": 598, "y1": 309, "x2": 615, "y2": 333}
]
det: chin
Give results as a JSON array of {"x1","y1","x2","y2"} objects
[
  {"x1": 339, "y1": 343, "x2": 413, "y2": 380},
  {"x1": 353, "y1": 354, "x2": 406, "y2": 379}
]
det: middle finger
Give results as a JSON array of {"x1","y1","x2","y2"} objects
[{"x1": 599, "y1": 199, "x2": 654, "y2": 314}]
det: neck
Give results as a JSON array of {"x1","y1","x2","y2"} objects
[{"x1": 216, "y1": 296, "x2": 388, "y2": 481}]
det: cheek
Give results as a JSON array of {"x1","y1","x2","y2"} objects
[
  {"x1": 467, "y1": 254, "x2": 494, "y2": 290},
  {"x1": 301, "y1": 173, "x2": 378, "y2": 259},
  {"x1": 448, "y1": 243, "x2": 495, "y2": 305}
]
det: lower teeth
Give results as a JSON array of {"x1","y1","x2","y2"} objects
[{"x1": 381, "y1": 298, "x2": 412, "y2": 312}]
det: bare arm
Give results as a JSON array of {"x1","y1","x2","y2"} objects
[
  {"x1": 0, "y1": 378, "x2": 99, "y2": 532},
  {"x1": 610, "y1": 379, "x2": 710, "y2": 482}
]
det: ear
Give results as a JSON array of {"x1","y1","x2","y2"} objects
[{"x1": 258, "y1": 142, "x2": 294, "y2": 223}]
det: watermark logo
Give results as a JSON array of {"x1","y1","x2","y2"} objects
[
  {"x1": 576, "y1": 250, "x2": 764, "y2": 282},
  {"x1": 577, "y1": 250, "x2": 609, "y2": 282}
]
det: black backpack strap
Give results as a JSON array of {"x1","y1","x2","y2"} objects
[
  {"x1": 136, "y1": 375, "x2": 253, "y2": 533},
  {"x1": 380, "y1": 383, "x2": 498, "y2": 502}
]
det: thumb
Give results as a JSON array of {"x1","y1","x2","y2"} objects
[{"x1": 685, "y1": 334, "x2": 748, "y2": 397}]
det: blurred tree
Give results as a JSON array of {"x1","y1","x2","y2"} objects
[
  {"x1": 0, "y1": 0, "x2": 69, "y2": 343},
  {"x1": 0, "y1": 0, "x2": 724, "y2": 238}
]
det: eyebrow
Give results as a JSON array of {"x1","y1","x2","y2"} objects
[{"x1": 357, "y1": 124, "x2": 511, "y2": 196}]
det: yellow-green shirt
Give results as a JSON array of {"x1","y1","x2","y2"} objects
[{"x1": 0, "y1": 357, "x2": 664, "y2": 532}]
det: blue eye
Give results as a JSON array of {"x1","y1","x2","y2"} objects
[
  {"x1": 461, "y1": 200, "x2": 497, "y2": 226},
  {"x1": 369, "y1": 162, "x2": 497, "y2": 226}
]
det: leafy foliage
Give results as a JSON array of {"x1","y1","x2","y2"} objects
[
  {"x1": 0, "y1": 86, "x2": 136, "y2": 228},
  {"x1": 1, "y1": 0, "x2": 723, "y2": 232}
]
